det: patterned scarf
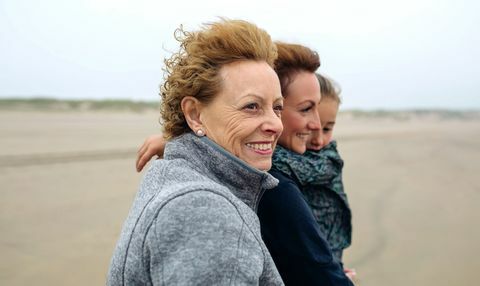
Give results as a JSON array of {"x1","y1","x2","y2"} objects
[
  {"x1": 272, "y1": 142, "x2": 343, "y2": 194},
  {"x1": 272, "y1": 141, "x2": 352, "y2": 259}
]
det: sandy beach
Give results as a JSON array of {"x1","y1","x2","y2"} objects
[{"x1": 1, "y1": 109, "x2": 479, "y2": 285}]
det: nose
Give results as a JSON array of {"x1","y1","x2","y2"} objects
[
  {"x1": 318, "y1": 133, "x2": 326, "y2": 148},
  {"x1": 318, "y1": 131, "x2": 325, "y2": 147},
  {"x1": 307, "y1": 108, "x2": 321, "y2": 131},
  {"x1": 262, "y1": 110, "x2": 284, "y2": 136},
  {"x1": 308, "y1": 130, "x2": 324, "y2": 150}
]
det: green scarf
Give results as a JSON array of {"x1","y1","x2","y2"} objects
[
  {"x1": 273, "y1": 142, "x2": 343, "y2": 194},
  {"x1": 272, "y1": 141, "x2": 352, "y2": 259}
]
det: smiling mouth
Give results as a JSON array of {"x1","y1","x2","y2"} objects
[
  {"x1": 245, "y1": 142, "x2": 275, "y2": 156},
  {"x1": 308, "y1": 144, "x2": 322, "y2": 151},
  {"x1": 296, "y1": 133, "x2": 310, "y2": 140},
  {"x1": 246, "y1": 142, "x2": 273, "y2": 151}
]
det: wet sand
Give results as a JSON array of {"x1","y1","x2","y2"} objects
[{"x1": 1, "y1": 110, "x2": 479, "y2": 285}]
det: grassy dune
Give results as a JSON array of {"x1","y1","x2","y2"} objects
[
  {"x1": 0, "y1": 98, "x2": 160, "y2": 112},
  {"x1": 343, "y1": 109, "x2": 480, "y2": 120},
  {"x1": 1, "y1": 98, "x2": 479, "y2": 120}
]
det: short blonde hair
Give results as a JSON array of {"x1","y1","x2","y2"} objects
[{"x1": 160, "y1": 19, "x2": 277, "y2": 139}]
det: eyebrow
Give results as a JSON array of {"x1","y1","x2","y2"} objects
[
  {"x1": 297, "y1": 100, "x2": 316, "y2": 107},
  {"x1": 242, "y1": 93, "x2": 283, "y2": 103}
]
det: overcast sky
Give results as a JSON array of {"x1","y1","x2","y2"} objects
[{"x1": 1, "y1": 0, "x2": 479, "y2": 109}]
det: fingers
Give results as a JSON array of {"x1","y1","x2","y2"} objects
[
  {"x1": 137, "y1": 138, "x2": 149, "y2": 157},
  {"x1": 136, "y1": 153, "x2": 148, "y2": 172},
  {"x1": 135, "y1": 134, "x2": 166, "y2": 172},
  {"x1": 136, "y1": 145, "x2": 161, "y2": 172},
  {"x1": 136, "y1": 140, "x2": 149, "y2": 172},
  {"x1": 344, "y1": 268, "x2": 357, "y2": 282}
]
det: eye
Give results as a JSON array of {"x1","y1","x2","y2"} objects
[
  {"x1": 243, "y1": 103, "x2": 259, "y2": 111},
  {"x1": 323, "y1": 127, "x2": 332, "y2": 133},
  {"x1": 273, "y1": 104, "x2": 283, "y2": 116},
  {"x1": 300, "y1": 104, "x2": 313, "y2": 113}
]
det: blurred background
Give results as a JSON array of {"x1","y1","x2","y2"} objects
[
  {"x1": 1, "y1": 0, "x2": 479, "y2": 285},
  {"x1": 2, "y1": 0, "x2": 480, "y2": 109}
]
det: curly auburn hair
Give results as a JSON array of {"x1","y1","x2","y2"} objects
[
  {"x1": 274, "y1": 42, "x2": 320, "y2": 97},
  {"x1": 160, "y1": 19, "x2": 277, "y2": 140},
  {"x1": 316, "y1": 73, "x2": 342, "y2": 104}
]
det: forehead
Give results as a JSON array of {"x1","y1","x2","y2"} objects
[
  {"x1": 218, "y1": 60, "x2": 281, "y2": 100},
  {"x1": 318, "y1": 98, "x2": 339, "y2": 121},
  {"x1": 284, "y1": 71, "x2": 320, "y2": 103},
  {"x1": 318, "y1": 97, "x2": 339, "y2": 111}
]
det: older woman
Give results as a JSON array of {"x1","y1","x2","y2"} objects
[{"x1": 107, "y1": 19, "x2": 284, "y2": 285}]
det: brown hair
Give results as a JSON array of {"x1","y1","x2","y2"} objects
[
  {"x1": 274, "y1": 42, "x2": 320, "y2": 97},
  {"x1": 160, "y1": 19, "x2": 277, "y2": 139},
  {"x1": 315, "y1": 73, "x2": 342, "y2": 104}
]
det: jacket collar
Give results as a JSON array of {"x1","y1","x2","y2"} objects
[{"x1": 164, "y1": 132, "x2": 278, "y2": 211}]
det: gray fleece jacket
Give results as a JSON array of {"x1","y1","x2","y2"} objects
[{"x1": 107, "y1": 133, "x2": 284, "y2": 285}]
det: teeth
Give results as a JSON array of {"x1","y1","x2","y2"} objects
[{"x1": 246, "y1": 143, "x2": 272, "y2": 151}]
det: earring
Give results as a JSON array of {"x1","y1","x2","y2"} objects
[{"x1": 195, "y1": 129, "x2": 205, "y2": 137}]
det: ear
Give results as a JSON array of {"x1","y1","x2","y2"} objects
[{"x1": 181, "y1": 96, "x2": 204, "y2": 132}]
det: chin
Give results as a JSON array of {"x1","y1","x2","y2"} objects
[
  {"x1": 292, "y1": 145, "x2": 306, "y2": 154},
  {"x1": 249, "y1": 161, "x2": 271, "y2": 171},
  {"x1": 259, "y1": 164, "x2": 272, "y2": 171}
]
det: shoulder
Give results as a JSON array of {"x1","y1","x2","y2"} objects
[
  {"x1": 260, "y1": 169, "x2": 308, "y2": 216},
  {"x1": 136, "y1": 159, "x2": 251, "y2": 233},
  {"x1": 142, "y1": 158, "x2": 233, "y2": 199},
  {"x1": 158, "y1": 189, "x2": 244, "y2": 222},
  {"x1": 268, "y1": 168, "x2": 299, "y2": 188},
  {"x1": 267, "y1": 169, "x2": 303, "y2": 197},
  {"x1": 147, "y1": 189, "x2": 254, "y2": 252},
  {"x1": 146, "y1": 158, "x2": 206, "y2": 184}
]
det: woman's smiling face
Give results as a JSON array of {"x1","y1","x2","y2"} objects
[
  {"x1": 307, "y1": 97, "x2": 339, "y2": 150},
  {"x1": 277, "y1": 71, "x2": 321, "y2": 154},
  {"x1": 199, "y1": 60, "x2": 284, "y2": 171}
]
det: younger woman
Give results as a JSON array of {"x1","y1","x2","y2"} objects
[{"x1": 267, "y1": 73, "x2": 355, "y2": 278}]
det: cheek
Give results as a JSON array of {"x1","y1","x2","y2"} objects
[
  {"x1": 325, "y1": 133, "x2": 333, "y2": 143},
  {"x1": 203, "y1": 109, "x2": 242, "y2": 150},
  {"x1": 282, "y1": 112, "x2": 303, "y2": 133},
  {"x1": 220, "y1": 114, "x2": 252, "y2": 149}
]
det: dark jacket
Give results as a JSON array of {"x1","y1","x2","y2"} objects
[
  {"x1": 290, "y1": 141, "x2": 352, "y2": 261},
  {"x1": 258, "y1": 145, "x2": 353, "y2": 286}
]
